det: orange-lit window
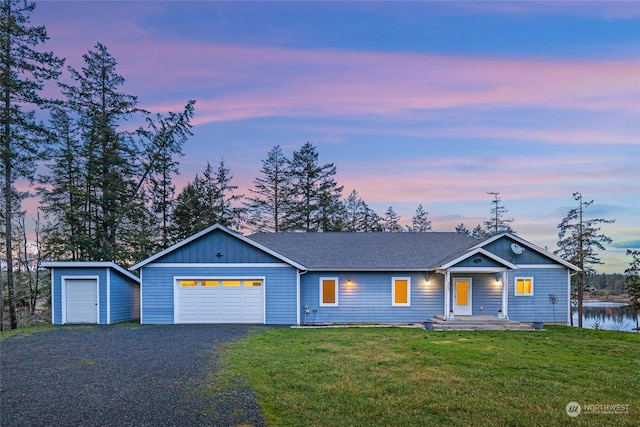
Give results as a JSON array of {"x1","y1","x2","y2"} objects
[
  {"x1": 320, "y1": 278, "x2": 338, "y2": 306},
  {"x1": 179, "y1": 280, "x2": 197, "y2": 287},
  {"x1": 243, "y1": 280, "x2": 262, "y2": 287},
  {"x1": 201, "y1": 280, "x2": 219, "y2": 287},
  {"x1": 392, "y1": 278, "x2": 411, "y2": 306},
  {"x1": 222, "y1": 280, "x2": 241, "y2": 287},
  {"x1": 515, "y1": 278, "x2": 533, "y2": 296}
]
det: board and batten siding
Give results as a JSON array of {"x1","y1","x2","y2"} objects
[
  {"x1": 155, "y1": 229, "x2": 281, "y2": 264},
  {"x1": 300, "y1": 272, "x2": 442, "y2": 324},
  {"x1": 507, "y1": 267, "x2": 569, "y2": 323},
  {"x1": 140, "y1": 265, "x2": 298, "y2": 324}
]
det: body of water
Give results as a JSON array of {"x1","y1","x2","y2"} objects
[{"x1": 571, "y1": 301, "x2": 638, "y2": 332}]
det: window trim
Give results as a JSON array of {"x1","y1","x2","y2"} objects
[
  {"x1": 515, "y1": 277, "x2": 534, "y2": 296},
  {"x1": 319, "y1": 277, "x2": 339, "y2": 307},
  {"x1": 392, "y1": 277, "x2": 411, "y2": 306}
]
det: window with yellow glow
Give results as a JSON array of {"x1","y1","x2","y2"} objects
[
  {"x1": 243, "y1": 280, "x2": 262, "y2": 287},
  {"x1": 179, "y1": 280, "x2": 197, "y2": 287},
  {"x1": 201, "y1": 280, "x2": 219, "y2": 287},
  {"x1": 222, "y1": 280, "x2": 241, "y2": 287},
  {"x1": 515, "y1": 278, "x2": 533, "y2": 296},
  {"x1": 392, "y1": 277, "x2": 411, "y2": 306},
  {"x1": 320, "y1": 278, "x2": 338, "y2": 306}
]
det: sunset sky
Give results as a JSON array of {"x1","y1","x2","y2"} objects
[{"x1": 30, "y1": 1, "x2": 639, "y2": 272}]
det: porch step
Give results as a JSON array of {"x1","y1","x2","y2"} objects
[{"x1": 425, "y1": 316, "x2": 535, "y2": 331}]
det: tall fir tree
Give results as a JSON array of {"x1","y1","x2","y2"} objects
[
  {"x1": 382, "y1": 206, "x2": 402, "y2": 232},
  {"x1": 246, "y1": 145, "x2": 290, "y2": 232},
  {"x1": 1, "y1": 0, "x2": 63, "y2": 329},
  {"x1": 556, "y1": 192, "x2": 614, "y2": 328},
  {"x1": 409, "y1": 204, "x2": 431, "y2": 232},
  {"x1": 58, "y1": 42, "x2": 140, "y2": 262},
  {"x1": 212, "y1": 158, "x2": 244, "y2": 229},
  {"x1": 283, "y1": 142, "x2": 343, "y2": 232},
  {"x1": 484, "y1": 192, "x2": 514, "y2": 235},
  {"x1": 454, "y1": 223, "x2": 470, "y2": 236}
]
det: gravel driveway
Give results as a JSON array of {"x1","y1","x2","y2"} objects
[{"x1": 1, "y1": 324, "x2": 269, "y2": 427}]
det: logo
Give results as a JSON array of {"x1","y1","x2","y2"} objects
[{"x1": 566, "y1": 401, "x2": 582, "y2": 417}]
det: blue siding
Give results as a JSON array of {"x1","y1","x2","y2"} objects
[
  {"x1": 51, "y1": 267, "x2": 107, "y2": 324},
  {"x1": 451, "y1": 254, "x2": 505, "y2": 269},
  {"x1": 507, "y1": 268, "x2": 569, "y2": 323},
  {"x1": 484, "y1": 236, "x2": 557, "y2": 265},
  {"x1": 300, "y1": 272, "x2": 442, "y2": 324},
  {"x1": 448, "y1": 274, "x2": 503, "y2": 316},
  {"x1": 156, "y1": 229, "x2": 281, "y2": 264},
  {"x1": 140, "y1": 265, "x2": 298, "y2": 324},
  {"x1": 109, "y1": 270, "x2": 140, "y2": 323}
]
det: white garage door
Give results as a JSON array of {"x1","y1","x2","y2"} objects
[
  {"x1": 175, "y1": 278, "x2": 264, "y2": 323},
  {"x1": 65, "y1": 279, "x2": 98, "y2": 323}
]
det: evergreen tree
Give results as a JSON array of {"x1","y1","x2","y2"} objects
[
  {"x1": 212, "y1": 158, "x2": 244, "y2": 229},
  {"x1": 382, "y1": 206, "x2": 402, "y2": 232},
  {"x1": 58, "y1": 42, "x2": 140, "y2": 262},
  {"x1": 454, "y1": 223, "x2": 470, "y2": 236},
  {"x1": 143, "y1": 101, "x2": 195, "y2": 249},
  {"x1": 246, "y1": 145, "x2": 290, "y2": 232},
  {"x1": 283, "y1": 142, "x2": 343, "y2": 232},
  {"x1": 484, "y1": 192, "x2": 514, "y2": 235},
  {"x1": 409, "y1": 204, "x2": 431, "y2": 232},
  {"x1": 1, "y1": 0, "x2": 63, "y2": 329},
  {"x1": 38, "y1": 107, "x2": 85, "y2": 260},
  {"x1": 623, "y1": 249, "x2": 640, "y2": 332},
  {"x1": 556, "y1": 192, "x2": 615, "y2": 328},
  {"x1": 471, "y1": 224, "x2": 487, "y2": 240}
]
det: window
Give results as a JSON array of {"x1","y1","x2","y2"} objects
[
  {"x1": 201, "y1": 280, "x2": 219, "y2": 287},
  {"x1": 222, "y1": 280, "x2": 241, "y2": 287},
  {"x1": 515, "y1": 277, "x2": 533, "y2": 296},
  {"x1": 320, "y1": 277, "x2": 338, "y2": 306},
  {"x1": 179, "y1": 280, "x2": 197, "y2": 287},
  {"x1": 244, "y1": 280, "x2": 262, "y2": 287},
  {"x1": 392, "y1": 277, "x2": 411, "y2": 306}
]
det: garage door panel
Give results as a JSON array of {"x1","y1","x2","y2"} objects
[
  {"x1": 65, "y1": 279, "x2": 98, "y2": 324},
  {"x1": 176, "y1": 278, "x2": 264, "y2": 324}
]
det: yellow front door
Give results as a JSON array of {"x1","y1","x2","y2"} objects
[{"x1": 453, "y1": 278, "x2": 472, "y2": 315}]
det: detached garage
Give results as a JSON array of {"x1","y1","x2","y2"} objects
[{"x1": 43, "y1": 262, "x2": 140, "y2": 325}]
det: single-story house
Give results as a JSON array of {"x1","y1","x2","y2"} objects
[
  {"x1": 43, "y1": 262, "x2": 140, "y2": 325},
  {"x1": 129, "y1": 224, "x2": 578, "y2": 325}
]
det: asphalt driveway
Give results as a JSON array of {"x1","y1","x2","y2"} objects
[{"x1": 0, "y1": 324, "x2": 269, "y2": 427}]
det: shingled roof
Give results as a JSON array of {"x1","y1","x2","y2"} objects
[{"x1": 247, "y1": 232, "x2": 480, "y2": 270}]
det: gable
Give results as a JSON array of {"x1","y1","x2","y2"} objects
[
  {"x1": 480, "y1": 234, "x2": 576, "y2": 269},
  {"x1": 449, "y1": 252, "x2": 509, "y2": 269},
  {"x1": 154, "y1": 228, "x2": 284, "y2": 264}
]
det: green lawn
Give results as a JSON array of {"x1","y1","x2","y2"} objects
[{"x1": 216, "y1": 326, "x2": 639, "y2": 427}]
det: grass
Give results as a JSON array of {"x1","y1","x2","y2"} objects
[
  {"x1": 216, "y1": 326, "x2": 640, "y2": 426},
  {"x1": 0, "y1": 324, "x2": 54, "y2": 342}
]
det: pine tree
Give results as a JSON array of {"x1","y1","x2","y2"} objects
[
  {"x1": 471, "y1": 224, "x2": 487, "y2": 240},
  {"x1": 212, "y1": 159, "x2": 244, "y2": 229},
  {"x1": 484, "y1": 192, "x2": 514, "y2": 236},
  {"x1": 246, "y1": 145, "x2": 290, "y2": 232},
  {"x1": 1, "y1": 0, "x2": 63, "y2": 329},
  {"x1": 382, "y1": 206, "x2": 402, "y2": 232},
  {"x1": 283, "y1": 142, "x2": 343, "y2": 232},
  {"x1": 556, "y1": 192, "x2": 615, "y2": 328},
  {"x1": 409, "y1": 204, "x2": 431, "y2": 232},
  {"x1": 624, "y1": 249, "x2": 640, "y2": 332}
]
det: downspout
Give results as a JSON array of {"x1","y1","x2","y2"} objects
[
  {"x1": 444, "y1": 270, "x2": 451, "y2": 320},
  {"x1": 297, "y1": 269, "x2": 308, "y2": 326}
]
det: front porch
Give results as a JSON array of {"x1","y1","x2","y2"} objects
[{"x1": 427, "y1": 315, "x2": 536, "y2": 331}]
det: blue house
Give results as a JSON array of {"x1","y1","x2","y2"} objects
[
  {"x1": 128, "y1": 224, "x2": 578, "y2": 325},
  {"x1": 43, "y1": 262, "x2": 140, "y2": 325}
]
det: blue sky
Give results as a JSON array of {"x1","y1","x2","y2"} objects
[{"x1": 30, "y1": 1, "x2": 640, "y2": 272}]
